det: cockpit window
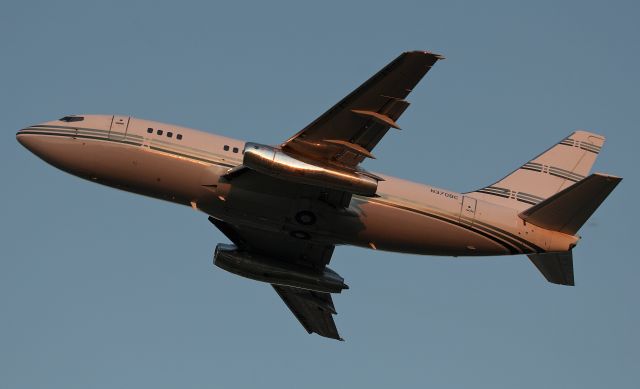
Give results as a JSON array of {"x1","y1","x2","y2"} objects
[{"x1": 59, "y1": 116, "x2": 84, "y2": 122}]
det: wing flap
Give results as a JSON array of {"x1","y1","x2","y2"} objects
[
  {"x1": 324, "y1": 139, "x2": 375, "y2": 159},
  {"x1": 273, "y1": 285, "x2": 342, "y2": 340},
  {"x1": 351, "y1": 109, "x2": 401, "y2": 129}
]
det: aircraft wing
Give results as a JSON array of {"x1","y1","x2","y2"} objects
[
  {"x1": 282, "y1": 51, "x2": 443, "y2": 168},
  {"x1": 208, "y1": 216, "x2": 343, "y2": 340},
  {"x1": 273, "y1": 285, "x2": 341, "y2": 340}
]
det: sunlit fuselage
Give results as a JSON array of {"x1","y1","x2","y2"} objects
[{"x1": 17, "y1": 115, "x2": 577, "y2": 257}]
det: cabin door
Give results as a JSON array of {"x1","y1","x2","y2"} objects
[
  {"x1": 109, "y1": 115, "x2": 130, "y2": 140},
  {"x1": 460, "y1": 196, "x2": 477, "y2": 225}
]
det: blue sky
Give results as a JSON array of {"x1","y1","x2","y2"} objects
[{"x1": 1, "y1": 1, "x2": 638, "y2": 388}]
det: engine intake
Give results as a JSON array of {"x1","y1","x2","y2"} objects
[
  {"x1": 242, "y1": 142, "x2": 378, "y2": 196},
  {"x1": 214, "y1": 243, "x2": 348, "y2": 293}
]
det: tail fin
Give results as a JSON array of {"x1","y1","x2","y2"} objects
[
  {"x1": 519, "y1": 173, "x2": 622, "y2": 235},
  {"x1": 472, "y1": 131, "x2": 606, "y2": 211}
]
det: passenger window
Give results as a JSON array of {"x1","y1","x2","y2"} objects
[
  {"x1": 157, "y1": 129, "x2": 163, "y2": 135},
  {"x1": 232, "y1": 147, "x2": 239, "y2": 153},
  {"x1": 167, "y1": 132, "x2": 173, "y2": 138},
  {"x1": 147, "y1": 128, "x2": 153, "y2": 133},
  {"x1": 224, "y1": 145, "x2": 230, "y2": 151},
  {"x1": 177, "y1": 134, "x2": 183, "y2": 140}
]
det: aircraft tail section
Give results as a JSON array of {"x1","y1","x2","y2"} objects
[
  {"x1": 519, "y1": 173, "x2": 622, "y2": 235},
  {"x1": 527, "y1": 251, "x2": 574, "y2": 286},
  {"x1": 471, "y1": 131, "x2": 606, "y2": 211},
  {"x1": 523, "y1": 173, "x2": 621, "y2": 286}
]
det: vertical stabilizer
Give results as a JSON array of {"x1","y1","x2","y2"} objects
[{"x1": 472, "y1": 131, "x2": 605, "y2": 211}]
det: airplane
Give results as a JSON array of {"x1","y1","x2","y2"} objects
[{"x1": 16, "y1": 51, "x2": 621, "y2": 340}]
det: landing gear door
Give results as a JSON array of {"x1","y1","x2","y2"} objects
[
  {"x1": 109, "y1": 115, "x2": 130, "y2": 140},
  {"x1": 460, "y1": 196, "x2": 477, "y2": 225}
]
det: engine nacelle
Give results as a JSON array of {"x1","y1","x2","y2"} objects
[
  {"x1": 242, "y1": 142, "x2": 378, "y2": 196},
  {"x1": 213, "y1": 243, "x2": 348, "y2": 293}
]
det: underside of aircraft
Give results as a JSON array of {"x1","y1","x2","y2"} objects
[{"x1": 17, "y1": 51, "x2": 621, "y2": 340}]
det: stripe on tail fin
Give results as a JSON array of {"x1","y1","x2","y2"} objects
[{"x1": 471, "y1": 131, "x2": 605, "y2": 211}]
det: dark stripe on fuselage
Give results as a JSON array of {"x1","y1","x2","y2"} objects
[
  {"x1": 19, "y1": 128, "x2": 544, "y2": 254},
  {"x1": 30, "y1": 124, "x2": 143, "y2": 142},
  {"x1": 17, "y1": 128, "x2": 237, "y2": 168},
  {"x1": 366, "y1": 197, "x2": 543, "y2": 254},
  {"x1": 26, "y1": 125, "x2": 237, "y2": 164},
  {"x1": 458, "y1": 212, "x2": 543, "y2": 253},
  {"x1": 369, "y1": 199, "x2": 519, "y2": 254},
  {"x1": 18, "y1": 131, "x2": 142, "y2": 148}
]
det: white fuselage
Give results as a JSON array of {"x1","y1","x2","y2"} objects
[{"x1": 17, "y1": 115, "x2": 578, "y2": 257}]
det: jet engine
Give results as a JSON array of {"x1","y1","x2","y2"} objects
[
  {"x1": 213, "y1": 243, "x2": 348, "y2": 293},
  {"x1": 242, "y1": 142, "x2": 378, "y2": 196}
]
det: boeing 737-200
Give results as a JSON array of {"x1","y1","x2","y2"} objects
[{"x1": 17, "y1": 51, "x2": 621, "y2": 340}]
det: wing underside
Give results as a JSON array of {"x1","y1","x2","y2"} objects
[
  {"x1": 209, "y1": 217, "x2": 343, "y2": 340},
  {"x1": 273, "y1": 285, "x2": 342, "y2": 340}
]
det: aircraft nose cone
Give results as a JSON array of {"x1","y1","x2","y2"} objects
[
  {"x1": 16, "y1": 129, "x2": 36, "y2": 151},
  {"x1": 16, "y1": 129, "x2": 50, "y2": 157},
  {"x1": 16, "y1": 127, "x2": 92, "y2": 176},
  {"x1": 16, "y1": 128, "x2": 52, "y2": 160}
]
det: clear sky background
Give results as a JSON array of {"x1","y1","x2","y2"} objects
[{"x1": 1, "y1": 1, "x2": 638, "y2": 388}]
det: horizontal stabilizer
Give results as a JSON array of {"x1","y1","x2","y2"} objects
[
  {"x1": 527, "y1": 251, "x2": 574, "y2": 286},
  {"x1": 519, "y1": 173, "x2": 622, "y2": 235}
]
